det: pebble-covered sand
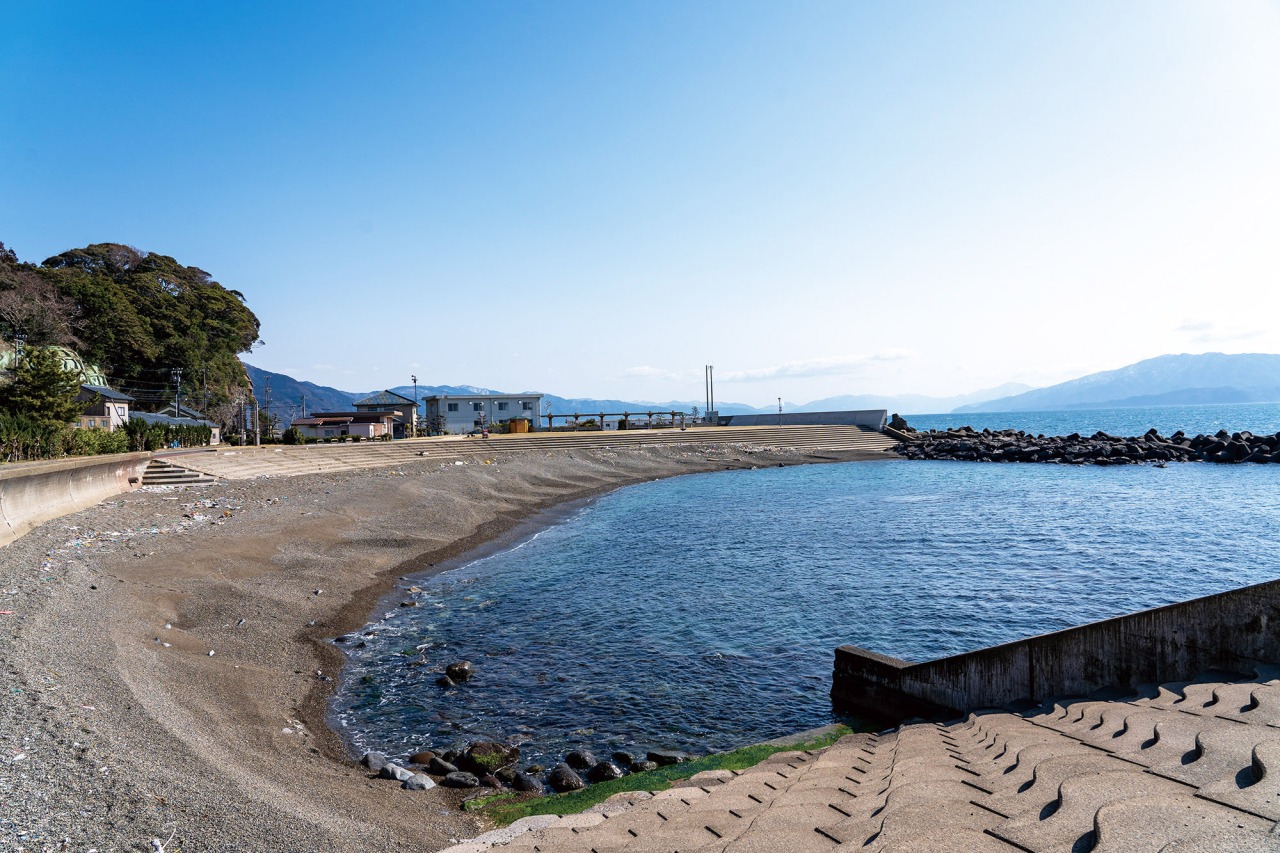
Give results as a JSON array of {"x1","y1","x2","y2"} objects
[{"x1": 0, "y1": 443, "x2": 882, "y2": 852}]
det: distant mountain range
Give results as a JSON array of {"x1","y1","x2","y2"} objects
[
  {"x1": 955, "y1": 353, "x2": 1280, "y2": 413},
  {"x1": 243, "y1": 352, "x2": 1280, "y2": 423}
]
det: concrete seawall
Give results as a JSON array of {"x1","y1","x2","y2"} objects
[
  {"x1": 0, "y1": 452, "x2": 152, "y2": 547},
  {"x1": 832, "y1": 577, "x2": 1280, "y2": 721},
  {"x1": 718, "y1": 410, "x2": 887, "y2": 429}
]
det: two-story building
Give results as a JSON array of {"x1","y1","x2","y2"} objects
[
  {"x1": 423, "y1": 393, "x2": 543, "y2": 435},
  {"x1": 351, "y1": 390, "x2": 418, "y2": 438},
  {"x1": 76, "y1": 385, "x2": 133, "y2": 431}
]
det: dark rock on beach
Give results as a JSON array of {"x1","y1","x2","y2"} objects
[
  {"x1": 611, "y1": 750, "x2": 635, "y2": 766},
  {"x1": 378, "y1": 763, "x2": 414, "y2": 782},
  {"x1": 511, "y1": 771, "x2": 543, "y2": 793},
  {"x1": 408, "y1": 750, "x2": 436, "y2": 766},
  {"x1": 402, "y1": 773, "x2": 436, "y2": 791},
  {"x1": 630, "y1": 760, "x2": 659, "y2": 773},
  {"x1": 647, "y1": 750, "x2": 689, "y2": 766},
  {"x1": 442, "y1": 771, "x2": 480, "y2": 788},
  {"x1": 547, "y1": 763, "x2": 586, "y2": 792},
  {"x1": 427, "y1": 756, "x2": 459, "y2": 776},
  {"x1": 361, "y1": 751, "x2": 388, "y2": 773}
]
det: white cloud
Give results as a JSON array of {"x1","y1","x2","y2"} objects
[
  {"x1": 719, "y1": 350, "x2": 915, "y2": 383},
  {"x1": 1175, "y1": 321, "x2": 1265, "y2": 344},
  {"x1": 622, "y1": 365, "x2": 676, "y2": 378}
]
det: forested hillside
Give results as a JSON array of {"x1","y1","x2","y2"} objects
[{"x1": 0, "y1": 241, "x2": 260, "y2": 416}]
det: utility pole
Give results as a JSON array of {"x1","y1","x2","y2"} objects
[
  {"x1": 706, "y1": 363, "x2": 716, "y2": 420},
  {"x1": 264, "y1": 378, "x2": 271, "y2": 442},
  {"x1": 411, "y1": 374, "x2": 418, "y2": 438},
  {"x1": 172, "y1": 367, "x2": 183, "y2": 415},
  {"x1": 709, "y1": 365, "x2": 715, "y2": 420},
  {"x1": 778, "y1": 397, "x2": 783, "y2": 427},
  {"x1": 254, "y1": 396, "x2": 261, "y2": 446},
  {"x1": 301, "y1": 393, "x2": 306, "y2": 418}
]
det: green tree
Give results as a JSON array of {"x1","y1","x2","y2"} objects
[
  {"x1": 38, "y1": 243, "x2": 261, "y2": 406},
  {"x1": 0, "y1": 346, "x2": 84, "y2": 428}
]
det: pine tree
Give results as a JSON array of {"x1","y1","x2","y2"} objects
[{"x1": 0, "y1": 345, "x2": 84, "y2": 428}]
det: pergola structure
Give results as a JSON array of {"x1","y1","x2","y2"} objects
[{"x1": 543, "y1": 411, "x2": 690, "y2": 431}]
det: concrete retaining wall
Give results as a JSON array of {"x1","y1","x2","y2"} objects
[
  {"x1": 832, "y1": 577, "x2": 1280, "y2": 721},
  {"x1": 718, "y1": 410, "x2": 888, "y2": 429},
  {"x1": 0, "y1": 452, "x2": 152, "y2": 547}
]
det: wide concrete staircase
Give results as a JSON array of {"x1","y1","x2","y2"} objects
[
  {"x1": 139, "y1": 458, "x2": 219, "y2": 486},
  {"x1": 445, "y1": 673, "x2": 1280, "y2": 852},
  {"x1": 169, "y1": 425, "x2": 897, "y2": 481}
]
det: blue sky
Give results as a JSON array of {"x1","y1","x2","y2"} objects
[{"x1": 3, "y1": 1, "x2": 1279, "y2": 405}]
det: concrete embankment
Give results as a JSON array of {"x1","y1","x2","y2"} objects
[
  {"x1": 0, "y1": 452, "x2": 151, "y2": 547},
  {"x1": 832, "y1": 576, "x2": 1280, "y2": 721}
]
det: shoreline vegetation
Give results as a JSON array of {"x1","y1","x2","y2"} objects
[{"x1": 1, "y1": 442, "x2": 886, "y2": 851}]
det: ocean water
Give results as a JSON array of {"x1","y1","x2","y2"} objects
[
  {"x1": 331, "y1": 428, "x2": 1280, "y2": 767},
  {"x1": 904, "y1": 401, "x2": 1280, "y2": 437}
]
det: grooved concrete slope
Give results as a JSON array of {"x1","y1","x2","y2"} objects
[
  {"x1": 446, "y1": 672, "x2": 1280, "y2": 852},
  {"x1": 163, "y1": 425, "x2": 897, "y2": 481}
]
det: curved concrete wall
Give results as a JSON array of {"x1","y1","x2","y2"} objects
[
  {"x1": 0, "y1": 452, "x2": 151, "y2": 547},
  {"x1": 832, "y1": 576, "x2": 1280, "y2": 721}
]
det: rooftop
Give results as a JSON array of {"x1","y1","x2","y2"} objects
[{"x1": 352, "y1": 390, "x2": 417, "y2": 407}]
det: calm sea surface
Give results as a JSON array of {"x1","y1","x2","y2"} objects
[
  {"x1": 331, "y1": 403, "x2": 1280, "y2": 767},
  {"x1": 905, "y1": 401, "x2": 1280, "y2": 437}
]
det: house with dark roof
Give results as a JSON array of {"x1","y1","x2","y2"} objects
[
  {"x1": 76, "y1": 385, "x2": 133, "y2": 432},
  {"x1": 352, "y1": 390, "x2": 418, "y2": 438}
]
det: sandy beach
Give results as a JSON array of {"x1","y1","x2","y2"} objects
[{"x1": 0, "y1": 442, "x2": 886, "y2": 852}]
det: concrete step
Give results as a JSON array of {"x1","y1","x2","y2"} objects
[
  {"x1": 440, "y1": 674, "x2": 1280, "y2": 853},
  {"x1": 140, "y1": 460, "x2": 218, "y2": 486}
]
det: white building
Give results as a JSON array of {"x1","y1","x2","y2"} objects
[{"x1": 423, "y1": 393, "x2": 543, "y2": 434}]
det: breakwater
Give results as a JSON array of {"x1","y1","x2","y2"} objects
[
  {"x1": 832, "y1": 575, "x2": 1280, "y2": 721},
  {"x1": 894, "y1": 426, "x2": 1280, "y2": 464}
]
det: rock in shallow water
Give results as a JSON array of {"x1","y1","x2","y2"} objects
[
  {"x1": 647, "y1": 750, "x2": 689, "y2": 766},
  {"x1": 547, "y1": 763, "x2": 585, "y2": 792},
  {"x1": 564, "y1": 749, "x2": 597, "y2": 770},
  {"x1": 511, "y1": 771, "x2": 542, "y2": 793},
  {"x1": 630, "y1": 760, "x2": 659, "y2": 773},
  {"x1": 586, "y1": 761, "x2": 624, "y2": 783},
  {"x1": 458, "y1": 741, "x2": 520, "y2": 775},
  {"x1": 445, "y1": 660, "x2": 474, "y2": 682}
]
